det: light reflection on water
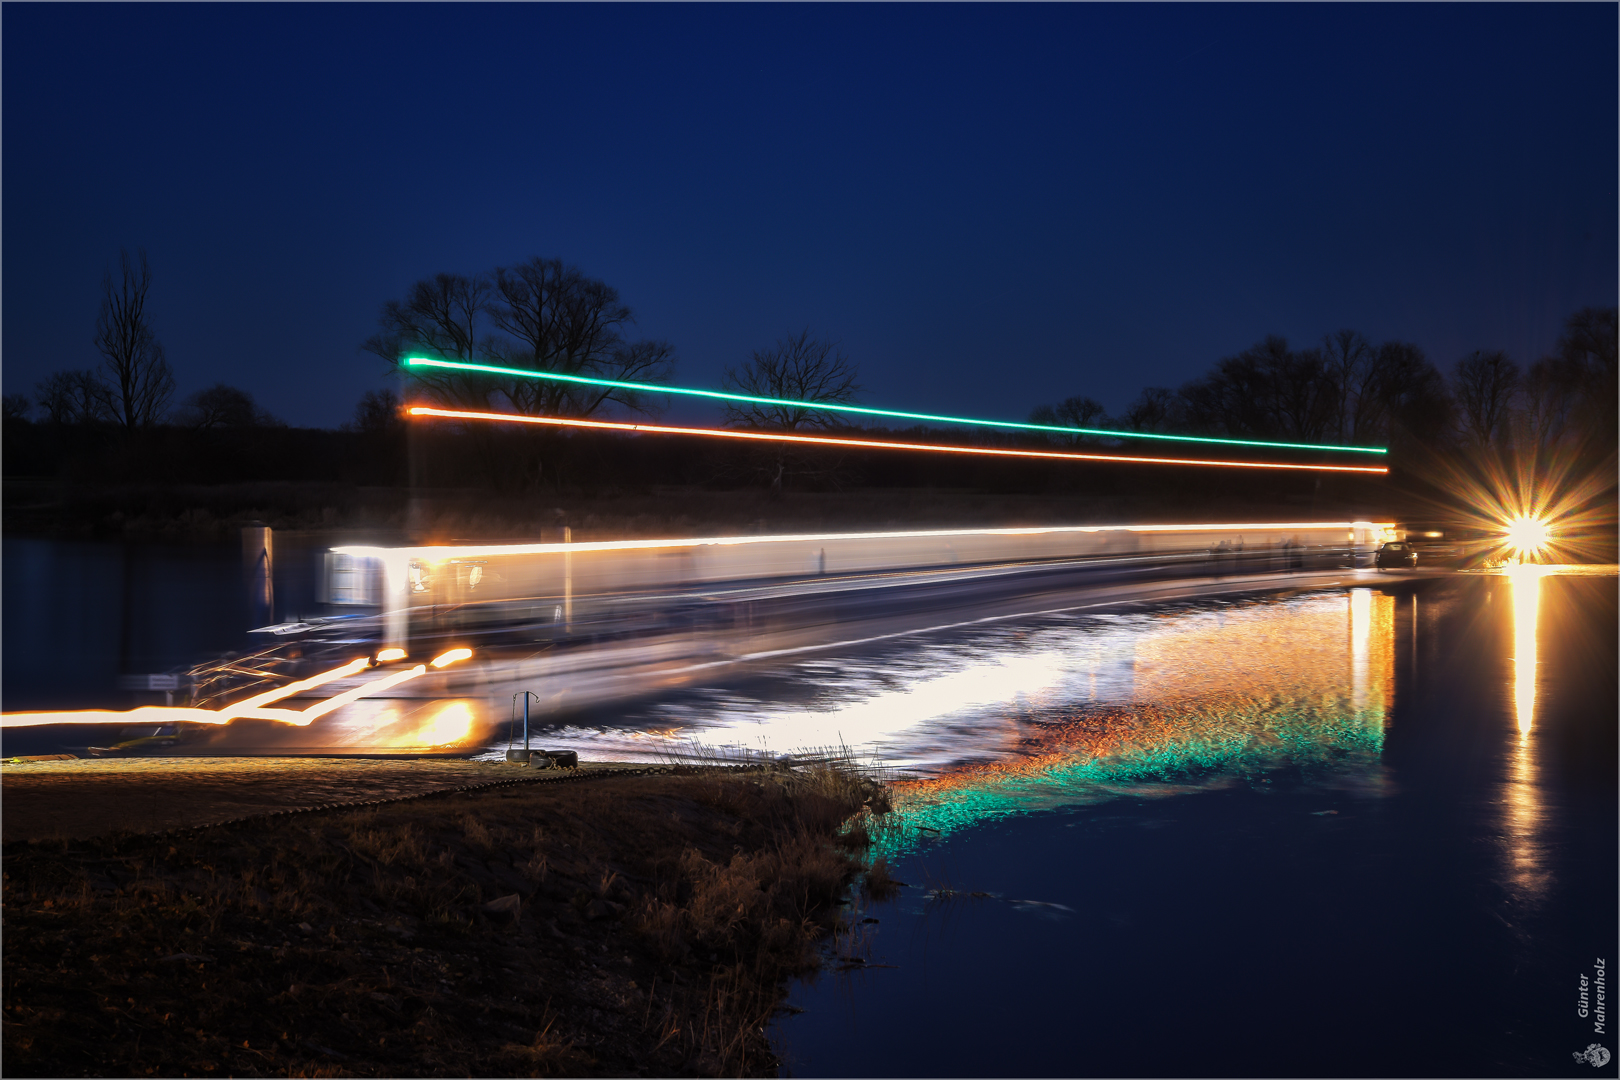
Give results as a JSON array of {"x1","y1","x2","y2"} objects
[
  {"x1": 874, "y1": 588, "x2": 1395, "y2": 852},
  {"x1": 771, "y1": 571, "x2": 1618, "y2": 1079},
  {"x1": 289, "y1": 697, "x2": 482, "y2": 752},
  {"x1": 1503, "y1": 565, "x2": 1546, "y2": 902},
  {"x1": 515, "y1": 590, "x2": 1400, "y2": 837},
  {"x1": 1509, "y1": 565, "x2": 1542, "y2": 736}
]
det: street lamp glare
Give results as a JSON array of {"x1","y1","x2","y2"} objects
[{"x1": 1504, "y1": 515, "x2": 1552, "y2": 560}]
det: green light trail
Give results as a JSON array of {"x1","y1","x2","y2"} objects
[{"x1": 404, "y1": 356, "x2": 1389, "y2": 455}]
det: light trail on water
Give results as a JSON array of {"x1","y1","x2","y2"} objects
[
  {"x1": 518, "y1": 590, "x2": 1397, "y2": 811},
  {"x1": 1502, "y1": 563, "x2": 1548, "y2": 901},
  {"x1": 1508, "y1": 564, "x2": 1543, "y2": 736}
]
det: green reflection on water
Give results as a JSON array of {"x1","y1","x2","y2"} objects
[{"x1": 874, "y1": 590, "x2": 1396, "y2": 858}]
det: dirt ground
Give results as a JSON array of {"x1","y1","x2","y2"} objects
[
  {"x1": 0, "y1": 756, "x2": 633, "y2": 843},
  {"x1": 1, "y1": 760, "x2": 885, "y2": 1077}
]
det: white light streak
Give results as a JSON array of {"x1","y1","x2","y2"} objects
[{"x1": 332, "y1": 520, "x2": 1395, "y2": 564}]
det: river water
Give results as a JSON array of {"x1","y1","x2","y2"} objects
[
  {"x1": 763, "y1": 571, "x2": 1616, "y2": 1077},
  {"x1": 0, "y1": 536, "x2": 325, "y2": 713},
  {"x1": 4, "y1": 537, "x2": 1614, "y2": 1074}
]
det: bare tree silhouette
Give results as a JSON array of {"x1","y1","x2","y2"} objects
[
  {"x1": 364, "y1": 259, "x2": 674, "y2": 419},
  {"x1": 721, "y1": 330, "x2": 859, "y2": 431},
  {"x1": 1029, "y1": 395, "x2": 1111, "y2": 445},
  {"x1": 721, "y1": 330, "x2": 861, "y2": 492},
  {"x1": 362, "y1": 271, "x2": 500, "y2": 409},
  {"x1": 177, "y1": 384, "x2": 282, "y2": 430},
  {"x1": 348, "y1": 388, "x2": 404, "y2": 434},
  {"x1": 1120, "y1": 386, "x2": 1181, "y2": 433},
  {"x1": 1320, "y1": 329, "x2": 1374, "y2": 444},
  {"x1": 1550, "y1": 306, "x2": 1617, "y2": 451},
  {"x1": 1452, "y1": 349, "x2": 1519, "y2": 446},
  {"x1": 1178, "y1": 336, "x2": 1334, "y2": 441},
  {"x1": 489, "y1": 257, "x2": 673, "y2": 417},
  {"x1": 94, "y1": 249, "x2": 175, "y2": 428},
  {"x1": 35, "y1": 369, "x2": 114, "y2": 425}
]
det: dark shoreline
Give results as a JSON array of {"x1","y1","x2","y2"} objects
[
  {"x1": 2, "y1": 476, "x2": 1393, "y2": 545},
  {"x1": 1, "y1": 761, "x2": 888, "y2": 1077}
]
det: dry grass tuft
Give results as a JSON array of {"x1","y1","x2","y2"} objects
[{"x1": 862, "y1": 855, "x2": 905, "y2": 901}]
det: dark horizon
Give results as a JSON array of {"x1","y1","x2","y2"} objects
[{"x1": 4, "y1": 4, "x2": 1616, "y2": 431}]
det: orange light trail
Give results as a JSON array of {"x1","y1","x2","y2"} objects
[
  {"x1": 215, "y1": 657, "x2": 371, "y2": 716},
  {"x1": 284, "y1": 664, "x2": 429, "y2": 724},
  {"x1": 0, "y1": 652, "x2": 475, "y2": 730},
  {"x1": 406, "y1": 406, "x2": 1390, "y2": 475}
]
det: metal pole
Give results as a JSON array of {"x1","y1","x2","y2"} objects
[{"x1": 523, "y1": 692, "x2": 531, "y2": 753}]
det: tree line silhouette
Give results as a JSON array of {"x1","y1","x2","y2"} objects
[
  {"x1": 1030, "y1": 312, "x2": 1616, "y2": 463},
  {"x1": 6, "y1": 251, "x2": 1614, "y2": 522}
]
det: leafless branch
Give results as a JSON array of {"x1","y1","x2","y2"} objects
[
  {"x1": 93, "y1": 249, "x2": 175, "y2": 427},
  {"x1": 721, "y1": 330, "x2": 860, "y2": 431}
]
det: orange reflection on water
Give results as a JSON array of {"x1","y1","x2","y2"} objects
[
  {"x1": 412, "y1": 702, "x2": 475, "y2": 747},
  {"x1": 1508, "y1": 565, "x2": 1543, "y2": 735},
  {"x1": 315, "y1": 698, "x2": 486, "y2": 750},
  {"x1": 1129, "y1": 589, "x2": 1394, "y2": 724},
  {"x1": 886, "y1": 591, "x2": 1399, "y2": 842},
  {"x1": 1502, "y1": 565, "x2": 1547, "y2": 900}
]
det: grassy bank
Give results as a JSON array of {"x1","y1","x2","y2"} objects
[{"x1": 1, "y1": 764, "x2": 891, "y2": 1077}]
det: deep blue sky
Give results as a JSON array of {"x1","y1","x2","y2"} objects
[{"x1": 4, "y1": 3, "x2": 1615, "y2": 430}]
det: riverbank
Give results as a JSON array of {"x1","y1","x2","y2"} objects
[
  {"x1": 0, "y1": 760, "x2": 890, "y2": 1077},
  {"x1": 2, "y1": 476, "x2": 1383, "y2": 543}
]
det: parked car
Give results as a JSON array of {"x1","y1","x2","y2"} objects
[{"x1": 1375, "y1": 541, "x2": 1418, "y2": 569}]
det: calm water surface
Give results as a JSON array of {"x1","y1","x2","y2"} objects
[
  {"x1": 0, "y1": 536, "x2": 323, "y2": 712},
  {"x1": 765, "y1": 573, "x2": 1616, "y2": 1077},
  {"x1": 4, "y1": 539, "x2": 1614, "y2": 1075}
]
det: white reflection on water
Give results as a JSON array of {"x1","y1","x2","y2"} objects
[
  {"x1": 688, "y1": 651, "x2": 1073, "y2": 759},
  {"x1": 1351, "y1": 587, "x2": 1372, "y2": 715},
  {"x1": 1508, "y1": 566, "x2": 1542, "y2": 736},
  {"x1": 1502, "y1": 566, "x2": 1547, "y2": 901},
  {"x1": 514, "y1": 589, "x2": 1397, "y2": 781}
]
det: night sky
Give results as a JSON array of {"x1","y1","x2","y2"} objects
[{"x1": 4, "y1": 3, "x2": 1615, "y2": 430}]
